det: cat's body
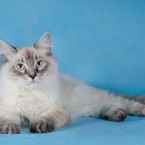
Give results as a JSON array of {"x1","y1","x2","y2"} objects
[{"x1": 0, "y1": 32, "x2": 145, "y2": 134}]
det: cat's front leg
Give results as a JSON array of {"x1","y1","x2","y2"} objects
[
  {"x1": 30, "y1": 119, "x2": 54, "y2": 133},
  {"x1": 29, "y1": 109, "x2": 70, "y2": 133},
  {"x1": 0, "y1": 122, "x2": 20, "y2": 134},
  {"x1": 0, "y1": 107, "x2": 21, "y2": 134}
]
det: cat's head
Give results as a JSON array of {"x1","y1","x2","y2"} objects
[{"x1": 0, "y1": 32, "x2": 58, "y2": 87}]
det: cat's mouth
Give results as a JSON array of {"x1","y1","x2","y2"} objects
[
  {"x1": 26, "y1": 80, "x2": 38, "y2": 86},
  {"x1": 23, "y1": 77, "x2": 41, "y2": 86}
]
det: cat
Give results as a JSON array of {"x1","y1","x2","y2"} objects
[{"x1": 0, "y1": 32, "x2": 145, "y2": 134}]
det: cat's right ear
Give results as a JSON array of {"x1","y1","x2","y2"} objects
[
  {"x1": 0, "y1": 40, "x2": 17, "y2": 63},
  {"x1": 34, "y1": 32, "x2": 52, "y2": 56}
]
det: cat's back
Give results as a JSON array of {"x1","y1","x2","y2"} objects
[
  {"x1": 60, "y1": 74, "x2": 85, "y2": 90},
  {"x1": 60, "y1": 74, "x2": 93, "y2": 99}
]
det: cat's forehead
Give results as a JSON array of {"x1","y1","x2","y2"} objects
[{"x1": 17, "y1": 47, "x2": 40, "y2": 61}]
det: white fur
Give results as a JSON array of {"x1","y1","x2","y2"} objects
[
  {"x1": 0, "y1": 58, "x2": 70, "y2": 127},
  {"x1": 0, "y1": 64, "x2": 144, "y2": 127},
  {"x1": 60, "y1": 75, "x2": 125, "y2": 117},
  {"x1": 0, "y1": 32, "x2": 145, "y2": 132}
]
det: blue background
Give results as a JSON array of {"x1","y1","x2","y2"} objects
[
  {"x1": 1, "y1": 1, "x2": 145, "y2": 145},
  {"x1": 0, "y1": 0, "x2": 145, "y2": 94}
]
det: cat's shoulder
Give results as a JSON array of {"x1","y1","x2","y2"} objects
[
  {"x1": 60, "y1": 74, "x2": 83, "y2": 86},
  {"x1": 60, "y1": 74, "x2": 77, "y2": 82},
  {"x1": 61, "y1": 74, "x2": 72, "y2": 80}
]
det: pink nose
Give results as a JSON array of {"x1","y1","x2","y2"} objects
[{"x1": 29, "y1": 74, "x2": 36, "y2": 79}]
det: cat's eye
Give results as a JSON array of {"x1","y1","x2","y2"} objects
[
  {"x1": 16, "y1": 63, "x2": 25, "y2": 71},
  {"x1": 36, "y1": 60, "x2": 44, "y2": 68}
]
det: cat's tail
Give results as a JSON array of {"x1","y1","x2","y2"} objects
[
  {"x1": 123, "y1": 95, "x2": 145, "y2": 105},
  {"x1": 114, "y1": 94, "x2": 145, "y2": 117}
]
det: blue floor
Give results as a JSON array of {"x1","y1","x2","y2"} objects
[{"x1": 0, "y1": 116, "x2": 145, "y2": 145}]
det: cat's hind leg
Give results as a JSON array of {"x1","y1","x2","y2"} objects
[
  {"x1": 98, "y1": 98, "x2": 145, "y2": 121},
  {"x1": 98, "y1": 106, "x2": 127, "y2": 122},
  {"x1": 98, "y1": 97, "x2": 145, "y2": 120},
  {"x1": 124, "y1": 99, "x2": 145, "y2": 117}
]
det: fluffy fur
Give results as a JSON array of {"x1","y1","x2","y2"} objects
[{"x1": 0, "y1": 32, "x2": 145, "y2": 134}]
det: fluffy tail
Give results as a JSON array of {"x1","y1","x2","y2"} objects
[{"x1": 123, "y1": 95, "x2": 145, "y2": 105}]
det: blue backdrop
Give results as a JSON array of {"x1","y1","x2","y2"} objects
[{"x1": 0, "y1": 0, "x2": 145, "y2": 94}]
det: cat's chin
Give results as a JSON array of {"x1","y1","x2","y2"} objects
[{"x1": 23, "y1": 81, "x2": 39, "y2": 88}]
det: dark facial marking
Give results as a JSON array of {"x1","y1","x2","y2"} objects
[
  {"x1": 28, "y1": 73, "x2": 37, "y2": 79},
  {"x1": 35, "y1": 55, "x2": 38, "y2": 60},
  {"x1": 11, "y1": 65, "x2": 25, "y2": 76},
  {"x1": 10, "y1": 49, "x2": 49, "y2": 79},
  {"x1": 21, "y1": 58, "x2": 24, "y2": 63},
  {"x1": 24, "y1": 50, "x2": 34, "y2": 60},
  {"x1": 39, "y1": 62, "x2": 49, "y2": 74}
]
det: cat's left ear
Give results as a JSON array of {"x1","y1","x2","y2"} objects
[
  {"x1": 0, "y1": 40, "x2": 17, "y2": 63},
  {"x1": 34, "y1": 32, "x2": 52, "y2": 56}
]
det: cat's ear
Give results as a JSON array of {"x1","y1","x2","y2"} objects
[
  {"x1": 0, "y1": 40, "x2": 17, "y2": 63},
  {"x1": 34, "y1": 32, "x2": 52, "y2": 56}
]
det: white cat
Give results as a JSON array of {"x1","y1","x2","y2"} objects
[{"x1": 0, "y1": 32, "x2": 144, "y2": 134}]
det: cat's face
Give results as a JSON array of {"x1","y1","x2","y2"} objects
[{"x1": 0, "y1": 32, "x2": 58, "y2": 87}]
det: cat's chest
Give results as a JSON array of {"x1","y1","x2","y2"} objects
[{"x1": 15, "y1": 89, "x2": 54, "y2": 117}]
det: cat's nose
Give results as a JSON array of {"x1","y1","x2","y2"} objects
[{"x1": 29, "y1": 74, "x2": 36, "y2": 79}]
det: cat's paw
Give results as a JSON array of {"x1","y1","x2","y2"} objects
[
  {"x1": 0, "y1": 122, "x2": 20, "y2": 134},
  {"x1": 30, "y1": 120, "x2": 55, "y2": 133},
  {"x1": 107, "y1": 109, "x2": 127, "y2": 122}
]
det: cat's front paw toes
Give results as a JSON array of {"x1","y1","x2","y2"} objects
[
  {"x1": 30, "y1": 120, "x2": 55, "y2": 133},
  {"x1": 0, "y1": 122, "x2": 20, "y2": 134}
]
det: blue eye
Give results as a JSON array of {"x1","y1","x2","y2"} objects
[
  {"x1": 16, "y1": 63, "x2": 25, "y2": 71},
  {"x1": 36, "y1": 60, "x2": 44, "y2": 68}
]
